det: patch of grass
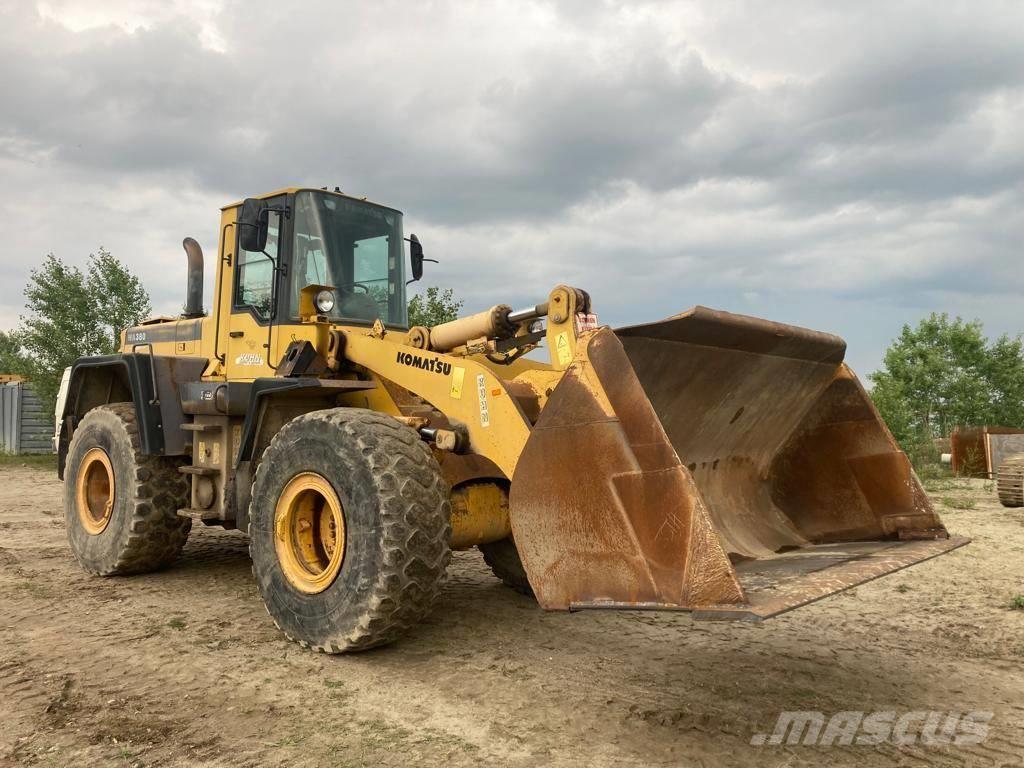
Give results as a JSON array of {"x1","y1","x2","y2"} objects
[
  {"x1": 412, "y1": 730, "x2": 481, "y2": 752},
  {"x1": 1008, "y1": 595, "x2": 1024, "y2": 611},
  {"x1": 167, "y1": 616, "x2": 187, "y2": 630},
  {"x1": 266, "y1": 734, "x2": 306, "y2": 748},
  {"x1": 323, "y1": 678, "x2": 345, "y2": 689},
  {"x1": 895, "y1": 583, "x2": 911, "y2": 593},
  {"x1": 362, "y1": 718, "x2": 413, "y2": 748},
  {"x1": 0, "y1": 453, "x2": 57, "y2": 470},
  {"x1": 12, "y1": 580, "x2": 55, "y2": 598},
  {"x1": 914, "y1": 461, "x2": 951, "y2": 481},
  {"x1": 923, "y1": 477, "x2": 973, "y2": 493},
  {"x1": 941, "y1": 496, "x2": 976, "y2": 510}
]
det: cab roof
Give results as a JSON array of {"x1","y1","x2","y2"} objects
[{"x1": 220, "y1": 186, "x2": 402, "y2": 215}]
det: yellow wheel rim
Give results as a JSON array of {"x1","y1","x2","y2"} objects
[
  {"x1": 76, "y1": 447, "x2": 115, "y2": 535},
  {"x1": 274, "y1": 472, "x2": 346, "y2": 594}
]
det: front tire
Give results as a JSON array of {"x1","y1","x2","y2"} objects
[
  {"x1": 64, "y1": 403, "x2": 191, "y2": 575},
  {"x1": 249, "y1": 409, "x2": 451, "y2": 653}
]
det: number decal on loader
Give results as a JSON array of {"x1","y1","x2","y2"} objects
[{"x1": 476, "y1": 374, "x2": 490, "y2": 427}]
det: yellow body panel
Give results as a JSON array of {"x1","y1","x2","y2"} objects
[{"x1": 341, "y1": 330, "x2": 533, "y2": 479}]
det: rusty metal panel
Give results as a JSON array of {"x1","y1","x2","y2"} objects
[
  {"x1": 509, "y1": 327, "x2": 744, "y2": 611},
  {"x1": 951, "y1": 425, "x2": 1024, "y2": 477},
  {"x1": 507, "y1": 306, "x2": 962, "y2": 619},
  {"x1": 769, "y1": 368, "x2": 945, "y2": 542},
  {"x1": 615, "y1": 308, "x2": 945, "y2": 560},
  {"x1": 987, "y1": 433, "x2": 1024, "y2": 478},
  {"x1": 692, "y1": 536, "x2": 970, "y2": 621}
]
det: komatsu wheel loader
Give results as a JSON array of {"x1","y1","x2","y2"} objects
[{"x1": 56, "y1": 187, "x2": 968, "y2": 652}]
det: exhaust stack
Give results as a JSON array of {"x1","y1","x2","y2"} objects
[{"x1": 182, "y1": 237, "x2": 204, "y2": 318}]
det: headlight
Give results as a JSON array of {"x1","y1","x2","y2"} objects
[{"x1": 315, "y1": 289, "x2": 335, "y2": 313}]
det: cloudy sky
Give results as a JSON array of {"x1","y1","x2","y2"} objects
[{"x1": 1, "y1": 0, "x2": 1022, "y2": 376}]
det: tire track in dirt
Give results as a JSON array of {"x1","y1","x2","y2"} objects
[{"x1": 2, "y1": 467, "x2": 1023, "y2": 767}]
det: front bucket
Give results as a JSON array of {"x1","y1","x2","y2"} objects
[{"x1": 508, "y1": 307, "x2": 968, "y2": 619}]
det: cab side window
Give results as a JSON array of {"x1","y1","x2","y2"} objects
[
  {"x1": 235, "y1": 210, "x2": 281, "y2": 319},
  {"x1": 353, "y1": 235, "x2": 391, "y2": 317}
]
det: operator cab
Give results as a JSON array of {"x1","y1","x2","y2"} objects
[{"x1": 234, "y1": 189, "x2": 413, "y2": 329}]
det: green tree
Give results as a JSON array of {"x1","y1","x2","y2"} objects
[
  {"x1": 0, "y1": 330, "x2": 28, "y2": 375},
  {"x1": 982, "y1": 333, "x2": 1024, "y2": 426},
  {"x1": 868, "y1": 371, "x2": 918, "y2": 449},
  {"x1": 870, "y1": 313, "x2": 1024, "y2": 452},
  {"x1": 5, "y1": 249, "x2": 150, "y2": 409},
  {"x1": 86, "y1": 248, "x2": 151, "y2": 349},
  {"x1": 407, "y1": 286, "x2": 463, "y2": 327}
]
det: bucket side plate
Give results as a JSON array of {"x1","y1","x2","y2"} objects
[{"x1": 508, "y1": 327, "x2": 744, "y2": 611}]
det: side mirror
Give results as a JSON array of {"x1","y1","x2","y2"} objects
[
  {"x1": 239, "y1": 197, "x2": 269, "y2": 253},
  {"x1": 409, "y1": 234, "x2": 424, "y2": 282}
]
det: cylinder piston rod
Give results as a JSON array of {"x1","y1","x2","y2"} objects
[
  {"x1": 426, "y1": 300, "x2": 549, "y2": 352},
  {"x1": 507, "y1": 301, "x2": 549, "y2": 324}
]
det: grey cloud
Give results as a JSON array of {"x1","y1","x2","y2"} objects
[
  {"x1": 3, "y1": 2, "x2": 1021, "y2": 223},
  {"x1": 0, "y1": 0, "x2": 1022, "y2": 378}
]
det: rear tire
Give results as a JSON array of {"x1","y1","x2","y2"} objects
[
  {"x1": 64, "y1": 403, "x2": 191, "y2": 575},
  {"x1": 249, "y1": 409, "x2": 451, "y2": 653},
  {"x1": 479, "y1": 537, "x2": 533, "y2": 596},
  {"x1": 997, "y1": 453, "x2": 1024, "y2": 507}
]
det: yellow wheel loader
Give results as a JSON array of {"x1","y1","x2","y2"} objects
[{"x1": 56, "y1": 187, "x2": 968, "y2": 652}]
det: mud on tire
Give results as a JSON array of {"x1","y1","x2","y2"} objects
[
  {"x1": 479, "y1": 537, "x2": 533, "y2": 596},
  {"x1": 64, "y1": 403, "x2": 191, "y2": 575},
  {"x1": 249, "y1": 408, "x2": 451, "y2": 653}
]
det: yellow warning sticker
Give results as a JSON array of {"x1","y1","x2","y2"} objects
[
  {"x1": 556, "y1": 332, "x2": 572, "y2": 366},
  {"x1": 450, "y1": 366, "x2": 465, "y2": 399}
]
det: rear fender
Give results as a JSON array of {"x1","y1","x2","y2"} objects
[{"x1": 57, "y1": 354, "x2": 206, "y2": 477}]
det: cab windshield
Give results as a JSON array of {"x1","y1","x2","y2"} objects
[{"x1": 288, "y1": 191, "x2": 407, "y2": 326}]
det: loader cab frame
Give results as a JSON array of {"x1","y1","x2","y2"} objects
[{"x1": 230, "y1": 190, "x2": 409, "y2": 332}]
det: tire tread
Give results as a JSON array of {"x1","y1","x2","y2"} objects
[
  {"x1": 66, "y1": 403, "x2": 191, "y2": 575},
  {"x1": 250, "y1": 408, "x2": 450, "y2": 653}
]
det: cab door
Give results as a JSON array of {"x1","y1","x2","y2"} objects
[{"x1": 226, "y1": 195, "x2": 287, "y2": 380}]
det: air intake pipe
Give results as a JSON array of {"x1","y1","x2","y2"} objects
[{"x1": 182, "y1": 237, "x2": 204, "y2": 318}]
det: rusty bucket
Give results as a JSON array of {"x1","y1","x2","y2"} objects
[{"x1": 508, "y1": 307, "x2": 967, "y2": 620}]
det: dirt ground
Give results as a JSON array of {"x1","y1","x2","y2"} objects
[{"x1": 1, "y1": 464, "x2": 1022, "y2": 768}]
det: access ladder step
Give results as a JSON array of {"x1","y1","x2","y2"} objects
[
  {"x1": 179, "y1": 465, "x2": 218, "y2": 477},
  {"x1": 177, "y1": 508, "x2": 227, "y2": 523},
  {"x1": 182, "y1": 422, "x2": 222, "y2": 432}
]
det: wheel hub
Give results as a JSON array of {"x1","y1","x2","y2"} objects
[
  {"x1": 77, "y1": 447, "x2": 115, "y2": 535},
  {"x1": 274, "y1": 472, "x2": 346, "y2": 594}
]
